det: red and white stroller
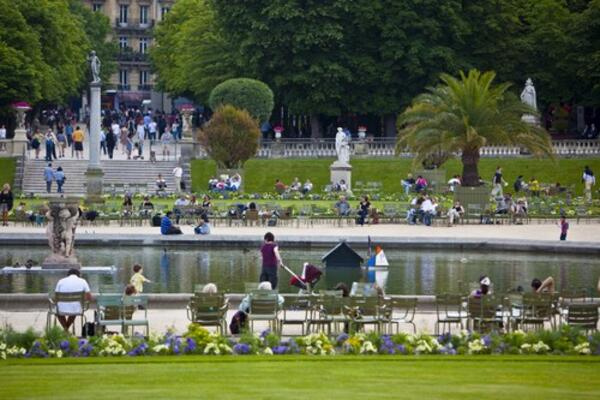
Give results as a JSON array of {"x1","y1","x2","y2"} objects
[{"x1": 286, "y1": 263, "x2": 323, "y2": 293}]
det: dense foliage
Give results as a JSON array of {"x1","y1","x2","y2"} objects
[
  {"x1": 199, "y1": 105, "x2": 261, "y2": 168},
  {"x1": 1, "y1": 325, "x2": 599, "y2": 359},
  {"x1": 397, "y1": 70, "x2": 554, "y2": 185},
  {"x1": 152, "y1": 0, "x2": 600, "y2": 136},
  {"x1": 208, "y1": 78, "x2": 274, "y2": 123}
]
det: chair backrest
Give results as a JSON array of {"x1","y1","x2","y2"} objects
[
  {"x1": 467, "y1": 295, "x2": 499, "y2": 320},
  {"x1": 436, "y1": 294, "x2": 463, "y2": 317},
  {"x1": 123, "y1": 295, "x2": 148, "y2": 308},
  {"x1": 567, "y1": 303, "x2": 599, "y2": 328},
  {"x1": 96, "y1": 294, "x2": 123, "y2": 320},
  {"x1": 317, "y1": 295, "x2": 347, "y2": 316},
  {"x1": 54, "y1": 291, "x2": 86, "y2": 303},
  {"x1": 318, "y1": 290, "x2": 343, "y2": 297},
  {"x1": 246, "y1": 209, "x2": 259, "y2": 221},
  {"x1": 560, "y1": 289, "x2": 590, "y2": 304},
  {"x1": 282, "y1": 294, "x2": 311, "y2": 311},
  {"x1": 387, "y1": 297, "x2": 418, "y2": 319},
  {"x1": 522, "y1": 293, "x2": 553, "y2": 319},
  {"x1": 244, "y1": 282, "x2": 261, "y2": 292},
  {"x1": 350, "y1": 282, "x2": 377, "y2": 297},
  {"x1": 348, "y1": 296, "x2": 381, "y2": 317},
  {"x1": 99, "y1": 284, "x2": 125, "y2": 294},
  {"x1": 249, "y1": 291, "x2": 279, "y2": 315}
]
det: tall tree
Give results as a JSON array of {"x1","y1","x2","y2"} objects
[
  {"x1": 151, "y1": 0, "x2": 238, "y2": 103},
  {"x1": 397, "y1": 70, "x2": 553, "y2": 186}
]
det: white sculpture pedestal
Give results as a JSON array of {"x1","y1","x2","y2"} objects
[
  {"x1": 521, "y1": 114, "x2": 540, "y2": 126},
  {"x1": 330, "y1": 161, "x2": 352, "y2": 190},
  {"x1": 85, "y1": 82, "x2": 104, "y2": 205}
]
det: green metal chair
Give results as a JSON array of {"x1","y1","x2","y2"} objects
[
  {"x1": 467, "y1": 295, "x2": 504, "y2": 333},
  {"x1": 247, "y1": 290, "x2": 281, "y2": 334},
  {"x1": 434, "y1": 294, "x2": 465, "y2": 335},
  {"x1": 121, "y1": 295, "x2": 149, "y2": 336},
  {"x1": 47, "y1": 291, "x2": 89, "y2": 335},
  {"x1": 280, "y1": 294, "x2": 312, "y2": 336},
  {"x1": 186, "y1": 293, "x2": 228, "y2": 334},
  {"x1": 566, "y1": 303, "x2": 599, "y2": 333},
  {"x1": 381, "y1": 297, "x2": 418, "y2": 334},
  {"x1": 307, "y1": 295, "x2": 348, "y2": 335},
  {"x1": 343, "y1": 296, "x2": 384, "y2": 334},
  {"x1": 513, "y1": 293, "x2": 554, "y2": 332},
  {"x1": 95, "y1": 294, "x2": 125, "y2": 334}
]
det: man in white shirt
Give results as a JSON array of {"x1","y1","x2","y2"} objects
[
  {"x1": 0, "y1": 124, "x2": 6, "y2": 151},
  {"x1": 136, "y1": 122, "x2": 146, "y2": 159},
  {"x1": 54, "y1": 269, "x2": 92, "y2": 331},
  {"x1": 447, "y1": 175, "x2": 461, "y2": 192},
  {"x1": 583, "y1": 166, "x2": 595, "y2": 202},
  {"x1": 148, "y1": 119, "x2": 158, "y2": 143},
  {"x1": 172, "y1": 165, "x2": 183, "y2": 193},
  {"x1": 420, "y1": 195, "x2": 437, "y2": 226}
]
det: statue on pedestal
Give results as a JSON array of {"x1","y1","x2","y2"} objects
[
  {"x1": 89, "y1": 51, "x2": 101, "y2": 84},
  {"x1": 520, "y1": 78, "x2": 537, "y2": 111},
  {"x1": 42, "y1": 203, "x2": 81, "y2": 269},
  {"x1": 335, "y1": 127, "x2": 350, "y2": 164}
]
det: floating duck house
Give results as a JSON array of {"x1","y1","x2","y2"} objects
[{"x1": 321, "y1": 241, "x2": 364, "y2": 268}]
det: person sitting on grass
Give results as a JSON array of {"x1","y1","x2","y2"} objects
[
  {"x1": 415, "y1": 175, "x2": 428, "y2": 192},
  {"x1": 161, "y1": 211, "x2": 182, "y2": 235},
  {"x1": 290, "y1": 177, "x2": 302, "y2": 192},
  {"x1": 531, "y1": 276, "x2": 554, "y2": 293},
  {"x1": 274, "y1": 179, "x2": 287, "y2": 194},
  {"x1": 302, "y1": 179, "x2": 313, "y2": 194}
]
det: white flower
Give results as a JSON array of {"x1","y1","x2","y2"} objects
[
  {"x1": 152, "y1": 344, "x2": 169, "y2": 354},
  {"x1": 574, "y1": 343, "x2": 591, "y2": 355},
  {"x1": 359, "y1": 341, "x2": 377, "y2": 354},
  {"x1": 468, "y1": 339, "x2": 486, "y2": 354},
  {"x1": 204, "y1": 343, "x2": 220, "y2": 355},
  {"x1": 263, "y1": 347, "x2": 273, "y2": 355},
  {"x1": 520, "y1": 343, "x2": 532, "y2": 354},
  {"x1": 7, "y1": 346, "x2": 26, "y2": 356},
  {"x1": 532, "y1": 341, "x2": 550, "y2": 354}
]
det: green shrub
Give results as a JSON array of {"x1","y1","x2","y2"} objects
[
  {"x1": 199, "y1": 105, "x2": 261, "y2": 168},
  {"x1": 208, "y1": 78, "x2": 274, "y2": 123}
]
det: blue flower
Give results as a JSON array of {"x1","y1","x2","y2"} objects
[
  {"x1": 336, "y1": 333, "x2": 349, "y2": 344},
  {"x1": 482, "y1": 335, "x2": 492, "y2": 347},
  {"x1": 260, "y1": 329, "x2": 271, "y2": 339},
  {"x1": 185, "y1": 338, "x2": 197, "y2": 353},
  {"x1": 272, "y1": 346, "x2": 289, "y2": 355},
  {"x1": 233, "y1": 343, "x2": 251, "y2": 355},
  {"x1": 60, "y1": 340, "x2": 70, "y2": 351},
  {"x1": 438, "y1": 332, "x2": 452, "y2": 344}
]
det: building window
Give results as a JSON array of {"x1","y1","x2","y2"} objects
[
  {"x1": 119, "y1": 70, "x2": 128, "y2": 86},
  {"x1": 139, "y1": 71, "x2": 149, "y2": 86},
  {"x1": 92, "y1": 3, "x2": 102, "y2": 12},
  {"x1": 140, "y1": 5, "x2": 149, "y2": 25},
  {"x1": 119, "y1": 37, "x2": 129, "y2": 50},
  {"x1": 119, "y1": 5, "x2": 128, "y2": 24},
  {"x1": 161, "y1": 7, "x2": 170, "y2": 19},
  {"x1": 139, "y1": 37, "x2": 149, "y2": 54}
]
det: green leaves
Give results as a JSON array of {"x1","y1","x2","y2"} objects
[{"x1": 209, "y1": 78, "x2": 274, "y2": 123}]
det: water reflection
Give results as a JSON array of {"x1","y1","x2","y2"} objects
[{"x1": 0, "y1": 247, "x2": 599, "y2": 295}]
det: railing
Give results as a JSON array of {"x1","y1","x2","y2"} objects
[
  {"x1": 116, "y1": 51, "x2": 149, "y2": 63},
  {"x1": 117, "y1": 84, "x2": 131, "y2": 91},
  {"x1": 115, "y1": 18, "x2": 155, "y2": 30},
  {"x1": 137, "y1": 84, "x2": 153, "y2": 92},
  {"x1": 195, "y1": 138, "x2": 600, "y2": 159}
]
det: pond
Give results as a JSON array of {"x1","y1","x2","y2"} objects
[{"x1": 1, "y1": 246, "x2": 598, "y2": 295}]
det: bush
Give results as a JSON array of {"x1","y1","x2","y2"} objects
[
  {"x1": 208, "y1": 78, "x2": 274, "y2": 123},
  {"x1": 199, "y1": 105, "x2": 261, "y2": 168}
]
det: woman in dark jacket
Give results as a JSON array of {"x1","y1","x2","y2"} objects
[{"x1": 0, "y1": 183, "x2": 14, "y2": 226}]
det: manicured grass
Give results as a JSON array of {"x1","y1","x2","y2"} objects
[
  {"x1": 191, "y1": 157, "x2": 600, "y2": 195},
  {"x1": 0, "y1": 157, "x2": 16, "y2": 188},
  {"x1": 1, "y1": 356, "x2": 599, "y2": 399}
]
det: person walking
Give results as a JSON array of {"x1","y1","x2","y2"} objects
[
  {"x1": 582, "y1": 165, "x2": 595, "y2": 203},
  {"x1": 72, "y1": 126, "x2": 85, "y2": 159},
  {"x1": 559, "y1": 216, "x2": 569, "y2": 241},
  {"x1": 260, "y1": 232, "x2": 283, "y2": 290},
  {"x1": 54, "y1": 166, "x2": 66, "y2": 193},
  {"x1": 172, "y1": 165, "x2": 183, "y2": 193},
  {"x1": 136, "y1": 122, "x2": 146, "y2": 159},
  {"x1": 100, "y1": 128, "x2": 107, "y2": 156},
  {"x1": 44, "y1": 130, "x2": 57, "y2": 161},
  {"x1": 43, "y1": 163, "x2": 54, "y2": 193},
  {"x1": 56, "y1": 129, "x2": 67, "y2": 158},
  {"x1": 491, "y1": 166, "x2": 506, "y2": 197},
  {"x1": 0, "y1": 183, "x2": 13, "y2": 226},
  {"x1": 106, "y1": 128, "x2": 116, "y2": 159},
  {"x1": 31, "y1": 130, "x2": 43, "y2": 159}
]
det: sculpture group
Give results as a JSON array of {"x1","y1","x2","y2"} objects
[{"x1": 42, "y1": 202, "x2": 80, "y2": 269}]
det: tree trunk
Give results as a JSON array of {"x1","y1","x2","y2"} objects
[
  {"x1": 383, "y1": 114, "x2": 398, "y2": 137},
  {"x1": 310, "y1": 114, "x2": 322, "y2": 138},
  {"x1": 461, "y1": 148, "x2": 480, "y2": 186}
]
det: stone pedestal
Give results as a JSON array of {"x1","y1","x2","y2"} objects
[
  {"x1": 42, "y1": 198, "x2": 81, "y2": 270},
  {"x1": 180, "y1": 108, "x2": 194, "y2": 163},
  {"x1": 271, "y1": 141, "x2": 285, "y2": 158},
  {"x1": 11, "y1": 104, "x2": 30, "y2": 157},
  {"x1": 85, "y1": 83, "x2": 104, "y2": 205},
  {"x1": 521, "y1": 114, "x2": 540, "y2": 126},
  {"x1": 354, "y1": 141, "x2": 368, "y2": 157},
  {"x1": 330, "y1": 161, "x2": 352, "y2": 190}
]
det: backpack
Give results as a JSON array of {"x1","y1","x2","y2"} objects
[
  {"x1": 152, "y1": 214, "x2": 162, "y2": 227},
  {"x1": 229, "y1": 310, "x2": 247, "y2": 335}
]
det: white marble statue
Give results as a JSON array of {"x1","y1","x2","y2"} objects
[
  {"x1": 335, "y1": 127, "x2": 350, "y2": 164},
  {"x1": 520, "y1": 78, "x2": 537, "y2": 111},
  {"x1": 89, "y1": 51, "x2": 101, "y2": 83}
]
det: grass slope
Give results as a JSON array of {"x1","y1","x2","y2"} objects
[
  {"x1": 191, "y1": 158, "x2": 600, "y2": 195},
  {"x1": 0, "y1": 157, "x2": 16, "y2": 188},
  {"x1": 1, "y1": 356, "x2": 599, "y2": 399}
]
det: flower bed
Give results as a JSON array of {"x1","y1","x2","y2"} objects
[{"x1": 1, "y1": 325, "x2": 599, "y2": 360}]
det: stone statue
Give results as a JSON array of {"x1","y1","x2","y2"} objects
[
  {"x1": 42, "y1": 202, "x2": 80, "y2": 269},
  {"x1": 335, "y1": 127, "x2": 350, "y2": 164},
  {"x1": 520, "y1": 78, "x2": 537, "y2": 111},
  {"x1": 89, "y1": 51, "x2": 101, "y2": 83}
]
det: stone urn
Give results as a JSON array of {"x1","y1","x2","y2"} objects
[{"x1": 358, "y1": 127, "x2": 367, "y2": 139}]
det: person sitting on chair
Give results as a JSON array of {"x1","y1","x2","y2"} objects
[
  {"x1": 54, "y1": 269, "x2": 92, "y2": 332},
  {"x1": 531, "y1": 276, "x2": 554, "y2": 293},
  {"x1": 155, "y1": 174, "x2": 167, "y2": 197}
]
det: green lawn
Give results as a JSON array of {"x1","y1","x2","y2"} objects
[
  {"x1": 0, "y1": 356, "x2": 598, "y2": 399},
  {"x1": 191, "y1": 157, "x2": 600, "y2": 195},
  {"x1": 0, "y1": 157, "x2": 16, "y2": 188}
]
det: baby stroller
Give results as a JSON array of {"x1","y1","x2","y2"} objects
[{"x1": 288, "y1": 263, "x2": 323, "y2": 293}]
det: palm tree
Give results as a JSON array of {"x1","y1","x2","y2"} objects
[{"x1": 396, "y1": 70, "x2": 553, "y2": 186}]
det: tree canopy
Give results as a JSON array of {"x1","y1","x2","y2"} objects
[{"x1": 209, "y1": 78, "x2": 274, "y2": 123}]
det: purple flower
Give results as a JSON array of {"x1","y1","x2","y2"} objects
[
  {"x1": 438, "y1": 332, "x2": 452, "y2": 344},
  {"x1": 26, "y1": 341, "x2": 48, "y2": 358},
  {"x1": 260, "y1": 329, "x2": 271, "y2": 339},
  {"x1": 395, "y1": 344, "x2": 406, "y2": 354},
  {"x1": 272, "y1": 346, "x2": 289, "y2": 355},
  {"x1": 336, "y1": 333, "x2": 349, "y2": 344},
  {"x1": 78, "y1": 339, "x2": 88, "y2": 348},
  {"x1": 185, "y1": 338, "x2": 197, "y2": 353},
  {"x1": 482, "y1": 335, "x2": 492, "y2": 347},
  {"x1": 233, "y1": 343, "x2": 251, "y2": 355},
  {"x1": 60, "y1": 340, "x2": 70, "y2": 351}
]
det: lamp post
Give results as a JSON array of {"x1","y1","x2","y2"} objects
[{"x1": 11, "y1": 101, "x2": 31, "y2": 157}]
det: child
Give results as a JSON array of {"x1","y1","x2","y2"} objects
[
  {"x1": 559, "y1": 216, "x2": 569, "y2": 241},
  {"x1": 130, "y1": 264, "x2": 151, "y2": 293}
]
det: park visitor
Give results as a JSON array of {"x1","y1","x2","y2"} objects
[
  {"x1": 72, "y1": 126, "x2": 85, "y2": 159},
  {"x1": 357, "y1": 195, "x2": 371, "y2": 226},
  {"x1": 238, "y1": 281, "x2": 284, "y2": 313},
  {"x1": 44, "y1": 130, "x2": 57, "y2": 161},
  {"x1": 43, "y1": 163, "x2": 54, "y2": 193},
  {"x1": 470, "y1": 276, "x2": 491, "y2": 298},
  {"x1": 401, "y1": 173, "x2": 415, "y2": 195},
  {"x1": 194, "y1": 214, "x2": 211, "y2": 235},
  {"x1": 260, "y1": 232, "x2": 283, "y2": 290},
  {"x1": 559, "y1": 216, "x2": 569, "y2": 241},
  {"x1": 414, "y1": 175, "x2": 428, "y2": 192},
  {"x1": 0, "y1": 183, "x2": 13, "y2": 226},
  {"x1": 161, "y1": 211, "x2": 183, "y2": 235},
  {"x1": 582, "y1": 165, "x2": 595, "y2": 202},
  {"x1": 54, "y1": 268, "x2": 92, "y2": 332},
  {"x1": 172, "y1": 165, "x2": 183, "y2": 193},
  {"x1": 491, "y1": 166, "x2": 507, "y2": 196},
  {"x1": 447, "y1": 175, "x2": 461, "y2": 192},
  {"x1": 513, "y1": 175, "x2": 525, "y2": 193},
  {"x1": 31, "y1": 130, "x2": 43, "y2": 159},
  {"x1": 54, "y1": 166, "x2": 66, "y2": 193},
  {"x1": 531, "y1": 276, "x2": 555, "y2": 293},
  {"x1": 421, "y1": 195, "x2": 437, "y2": 226},
  {"x1": 130, "y1": 264, "x2": 151, "y2": 294},
  {"x1": 302, "y1": 179, "x2": 313, "y2": 194},
  {"x1": 0, "y1": 125, "x2": 5, "y2": 151},
  {"x1": 447, "y1": 201, "x2": 464, "y2": 226},
  {"x1": 56, "y1": 129, "x2": 67, "y2": 158},
  {"x1": 335, "y1": 195, "x2": 351, "y2": 216},
  {"x1": 528, "y1": 177, "x2": 540, "y2": 197}
]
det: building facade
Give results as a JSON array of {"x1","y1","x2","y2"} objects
[{"x1": 83, "y1": 0, "x2": 175, "y2": 110}]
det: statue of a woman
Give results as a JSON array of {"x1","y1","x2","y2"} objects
[
  {"x1": 89, "y1": 51, "x2": 101, "y2": 83},
  {"x1": 520, "y1": 78, "x2": 537, "y2": 111},
  {"x1": 335, "y1": 127, "x2": 350, "y2": 164}
]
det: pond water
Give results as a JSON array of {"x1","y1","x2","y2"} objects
[{"x1": 1, "y1": 246, "x2": 599, "y2": 295}]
